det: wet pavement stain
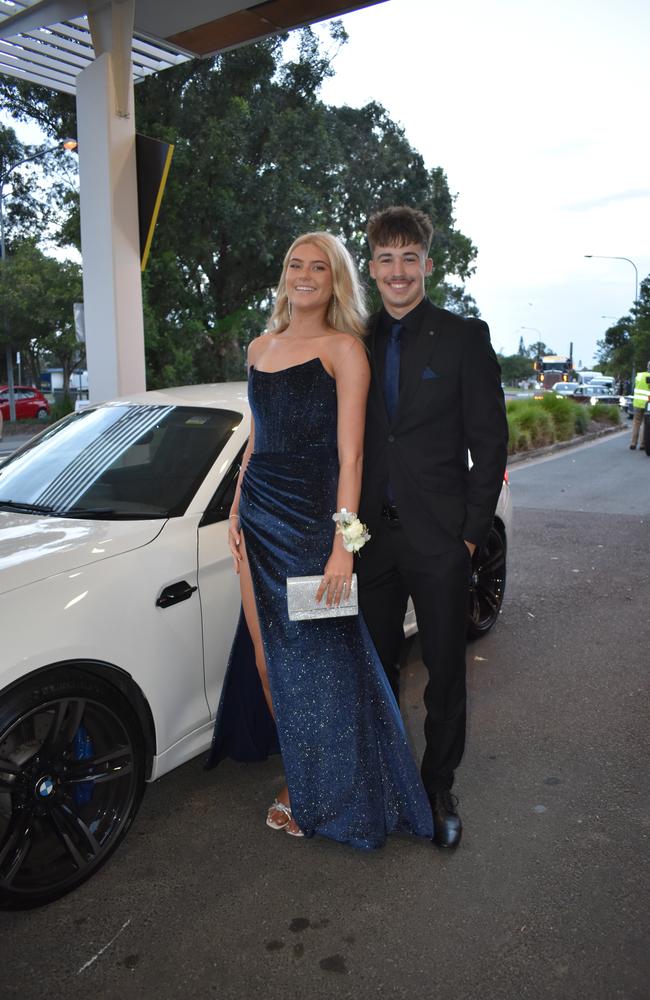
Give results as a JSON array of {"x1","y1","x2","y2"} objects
[
  {"x1": 289, "y1": 917, "x2": 310, "y2": 932},
  {"x1": 265, "y1": 940, "x2": 285, "y2": 952},
  {"x1": 293, "y1": 943, "x2": 304, "y2": 959},
  {"x1": 319, "y1": 954, "x2": 348, "y2": 974}
]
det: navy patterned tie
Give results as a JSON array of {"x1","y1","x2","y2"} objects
[{"x1": 384, "y1": 322, "x2": 403, "y2": 423}]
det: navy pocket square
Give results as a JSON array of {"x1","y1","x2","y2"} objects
[{"x1": 421, "y1": 366, "x2": 439, "y2": 380}]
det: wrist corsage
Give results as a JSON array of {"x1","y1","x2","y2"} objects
[{"x1": 332, "y1": 508, "x2": 371, "y2": 553}]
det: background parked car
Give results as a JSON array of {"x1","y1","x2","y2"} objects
[
  {"x1": 562, "y1": 384, "x2": 619, "y2": 406},
  {"x1": 553, "y1": 382, "x2": 581, "y2": 397},
  {"x1": 0, "y1": 385, "x2": 511, "y2": 909},
  {"x1": 0, "y1": 386, "x2": 50, "y2": 421}
]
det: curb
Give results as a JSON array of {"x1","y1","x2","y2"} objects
[{"x1": 507, "y1": 422, "x2": 626, "y2": 466}]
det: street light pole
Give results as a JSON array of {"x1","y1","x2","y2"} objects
[
  {"x1": 0, "y1": 140, "x2": 77, "y2": 422},
  {"x1": 584, "y1": 255, "x2": 639, "y2": 308}
]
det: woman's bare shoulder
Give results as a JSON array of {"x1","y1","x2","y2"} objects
[
  {"x1": 247, "y1": 332, "x2": 274, "y2": 365},
  {"x1": 327, "y1": 331, "x2": 369, "y2": 368}
]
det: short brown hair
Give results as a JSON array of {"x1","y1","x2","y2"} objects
[{"x1": 367, "y1": 206, "x2": 433, "y2": 255}]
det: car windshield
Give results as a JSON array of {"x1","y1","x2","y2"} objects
[{"x1": 0, "y1": 403, "x2": 242, "y2": 518}]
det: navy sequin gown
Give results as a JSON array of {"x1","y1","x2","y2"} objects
[{"x1": 207, "y1": 357, "x2": 432, "y2": 849}]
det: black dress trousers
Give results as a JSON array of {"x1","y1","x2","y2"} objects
[{"x1": 358, "y1": 514, "x2": 471, "y2": 795}]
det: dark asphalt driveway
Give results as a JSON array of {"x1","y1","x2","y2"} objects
[{"x1": 1, "y1": 432, "x2": 648, "y2": 1000}]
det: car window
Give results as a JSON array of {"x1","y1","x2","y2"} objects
[
  {"x1": 200, "y1": 444, "x2": 247, "y2": 527},
  {"x1": 0, "y1": 404, "x2": 243, "y2": 518}
]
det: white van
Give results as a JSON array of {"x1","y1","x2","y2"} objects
[{"x1": 576, "y1": 370, "x2": 605, "y2": 385}]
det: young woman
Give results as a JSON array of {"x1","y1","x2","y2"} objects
[{"x1": 207, "y1": 232, "x2": 432, "y2": 848}]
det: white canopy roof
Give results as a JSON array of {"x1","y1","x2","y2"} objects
[{"x1": 0, "y1": 0, "x2": 383, "y2": 95}]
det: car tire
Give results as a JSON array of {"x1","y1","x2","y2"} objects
[
  {"x1": 467, "y1": 523, "x2": 507, "y2": 639},
  {"x1": 0, "y1": 669, "x2": 146, "y2": 910},
  {"x1": 36, "y1": 408, "x2": 49, "y2": 420}
]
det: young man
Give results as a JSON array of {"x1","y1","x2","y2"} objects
[{"x1": 357, "y1": 206, "x2": 508, "y2": 848}]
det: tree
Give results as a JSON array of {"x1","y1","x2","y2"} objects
[
  {"x1": 1, "y1": 239, "x2": 83, "y2": 392},
  {"x1": 525, "y1": 341, "x2": 555, "y2": 359},
  {"x1": 1, "y1": 27, "x2": 480, "y2": 386},
  {"x1": 517, "y1": 335, "x2": 526, "y2": 356},
  {"x1": 0, "y1": 123, "x2": 75, "y2": 250},
  {"x1": 498, "y1": 353, "x2": 535, "y2": 386},
  {"x1": 595, "y1": 275, "x2": 650, "y2": 378}
]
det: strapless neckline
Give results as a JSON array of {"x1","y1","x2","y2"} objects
[{"x1": 250, "y1": 357, "x2": 334, "y2": 380}]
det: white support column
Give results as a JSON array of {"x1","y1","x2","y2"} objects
[{"x1": 76, "y1": 0, "x2": 145, "y2": 403}]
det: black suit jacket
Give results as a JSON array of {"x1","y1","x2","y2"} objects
[{"x1": 360, "y1": 298, "x2": 509, "y2": 555}]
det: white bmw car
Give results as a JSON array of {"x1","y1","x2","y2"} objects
[{"x1": 0, "y1": 384, "x2": 511, "y2": 909}]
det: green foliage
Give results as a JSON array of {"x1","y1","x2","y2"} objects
[
  {"x1": 48, "y1": 396, "x2": 75, "y2": 422},
  {"x1": 505, "y1": 395, "x2": 606, "y2": 454},
  {"x1": 0, "y1": 239, "x2": 83, "y2": 388},
  {"x1": 0, "y1": 125, "x2": 41, "y2": 245},
  {"x1": 1, "y1": 30, "x2": 479, "y2": 387},
  {"x1": 0, "y1": 124, "x2": 76, "y2": 252},
  {"x1": 498, "y1": 353, "x2": 535, "y2": 386},
  {"x1": 539, "y1": 392, "x2": 575, "y2": 441},
  {"x1": 506, "y1": 400, "x2": 554, "y2": 451},
  {"x1": 506, "y1": 406, "x2": 532, "y2": 454},
  {"x1": 589, "y1": 403, "x2": 620, "y2": 425},
  {"x1": 595, "y1": 274, "x2": 650, "y2": 379},
  {"x1": 572, "y1": 404, "x2": 589, "y2": 435},
  {"x1": 524, "y1": 340, "x2": 556, "y2": 359}
]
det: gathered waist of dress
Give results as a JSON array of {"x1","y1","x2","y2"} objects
[{"x1": 250, "y1": 445, "x2": 339, "y2": 461}]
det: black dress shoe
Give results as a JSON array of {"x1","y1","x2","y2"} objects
[{"x1": 429, "y1": 790, "x2": 462, "y2": 849}]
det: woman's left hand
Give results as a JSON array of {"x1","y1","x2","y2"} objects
[{"x1": 316, "y1": 548, "x2": 354, "y2": 607}]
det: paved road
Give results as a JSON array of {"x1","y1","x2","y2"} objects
[{"x1": 1, "y1": 432, "x2": 648, "y2": 1000}]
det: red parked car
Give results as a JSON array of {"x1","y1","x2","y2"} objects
[{"x1": 0, "y1": 385, "x2": 50, "y2": 422}]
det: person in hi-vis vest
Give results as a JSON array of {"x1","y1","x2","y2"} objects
[{"x1": 630, "y1": 362, "x2": 650, "y2": 450}]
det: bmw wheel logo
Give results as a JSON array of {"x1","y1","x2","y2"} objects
[{"x1": 37, "y1": 777, "x2": 55, "y2": 797}]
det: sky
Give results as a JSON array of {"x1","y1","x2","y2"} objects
[
  {"x1": 319, "y1": 0, "x2": 650, "y2": 368},
  {"x1": 3, "y1": 0, "x2": 649, "y2": 369}
]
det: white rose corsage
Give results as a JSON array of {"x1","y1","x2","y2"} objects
[{"x1": 332, "y1": 508, "x2": 371, "y2": 553}]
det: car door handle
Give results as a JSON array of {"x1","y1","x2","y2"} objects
[{"x1": 156, "y1": 581, "x2": 197, "y2": 609}]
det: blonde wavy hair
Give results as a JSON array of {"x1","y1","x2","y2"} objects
[{"x1": 267, "y1": 232, "x2": 367, "y2": 340}]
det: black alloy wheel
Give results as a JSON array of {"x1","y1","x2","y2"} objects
[
  {"x1": 467, "y1": 523, "x2": 507, "y2": 639},
  {"x1": 0, "y1": 670, "x2": 145, "y2": 910}
]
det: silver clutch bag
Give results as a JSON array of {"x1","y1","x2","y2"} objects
[{"x1": 286, "y1": 574, "x2": 358, "y2": 621}]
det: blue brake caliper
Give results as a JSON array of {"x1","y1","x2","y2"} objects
[{"x1": 72, "y1": 724, "x2": 95, "y2": 805}]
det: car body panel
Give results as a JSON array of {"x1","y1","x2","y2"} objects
[
  {"x1": 0, "y1": 516, "x2": 209, "y2": 762},
  {"x1": 0, "y1": 511, "x2": 164, "y2": 596}
]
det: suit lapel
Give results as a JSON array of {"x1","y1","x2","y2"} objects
[{"x1": 366, "y1": 313, "x2": 390, "y2": 427}]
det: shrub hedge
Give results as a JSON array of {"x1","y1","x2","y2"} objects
[{"x1": 506, "y1": 396, "x2": 619, "y2": 455}]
